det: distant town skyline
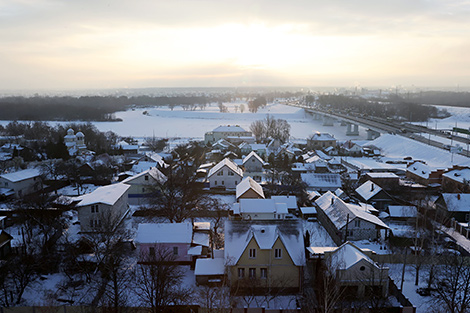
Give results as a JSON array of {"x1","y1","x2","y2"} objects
[{"x1": 1, "y1": 0, "x2": 470, "y2": 91}]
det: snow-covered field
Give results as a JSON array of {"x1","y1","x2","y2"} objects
[{"x1": 0, "y1": 102, "x2": 370, "y2": 141}]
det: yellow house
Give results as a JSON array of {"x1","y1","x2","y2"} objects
[{"x1": 224, "y1": 220, "x2": 305, "y2": 293}]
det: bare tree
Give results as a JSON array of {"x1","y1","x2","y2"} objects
[
  {"x1": 250, "y1": 120, "x2": 266, "y2": 143},
  {"x1": 431, "y1": 255, "x2": 470, "y2": 313},
  {"x1": 134, "y1": 248, "x2": 192, "y2": 313}
]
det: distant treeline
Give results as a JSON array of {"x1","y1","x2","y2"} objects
[
  {"x1": 407, "y1": 91, "x2": 470, "y2": 107},
  {"x1": 316, "y1": 94, "x2": 443, "y2": 122}
]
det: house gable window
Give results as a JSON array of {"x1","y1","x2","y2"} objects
[
  {"x1": 275, "y1": 248, "x2": 282, "y2": 259},
  {"x1": 144, "y1": 175, "x2": 149, "y2": 181},
  {"x1": 354, "y1": 220, "x2": 361, "y2": 227},
  {"x1": 228, "y1": 171, "x2": 234, "y2": 176},
  {"x1": 217, "y1": 170, "x2": 223, "y2": 176},
  {"x1": 249, "y1": 248, "x2": 256, "y2": 259},
  {"x1": 91, "y1": 205, "x2": 99, "y2": 213}
]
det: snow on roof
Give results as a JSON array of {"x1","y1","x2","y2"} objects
[
  {"x1": 368, "y1": 134, "x2": 470, "y2": 168},
  {"x1": 236, "y1": 177, "x2": 265, "y2": 199},
  {"x1": 301, "y1": 207, "x2": 317, "y2": 214},
  {"x1": 194, "y1": 222, "x2": 211, "y2": 231},
  {"x1": 366, "y1": 172, "x2": 399, "y2": 179},
  {"x1": 315, "y1": 150, "x2": 332, "y2": 160},
  {"x1": 213, "y1": 125, "x2": 248, "y2": 133},
  {"x1": 406, "y1": 162, "x2": 435, "y2": 179},
  {"x1": 76, "y1": 183, "x2": 130, "y2": 207},
  {"x1": 301, "y1": 173, "x2": 342, "y2": 189},
  {"x1": 440, "y1": 194, "x2": 470, "y2": 212},
  {"x1": 243, "y1": 151, "x2": 265, "y2": 165},
  {"x1": 310, "y1": 132, "x2": 336, "y2": 141},
  {"x1": 329, "y1": 242, "x2": 377, "y2": 270},
  {"x1": 343, "y1": 157, "x2": 403, "y2": 172},
  {"x1": 306, "y1": 246, "x2": 336, "y2": 255},
  {"x1": 0, "y1": 168, "x2": 41, "y2": 182},
  {"x1": 208, "y1": 158, "x2": 243, "y2": 178},
  {"x1": 121, "y1": 167, "x2": 166, "y2": 184},
  {"x1": 195, "y1": 258, "x2": 225, "y2": 276},
  {"x1": 315, "y1": 191, "x2": 389, "y2": 230},
  {"x1": 135, "y1": 223, "x2": 193, "y2": 244},
  {"x1": 144, "y1": 151, "x2": 167, "y2": 167},
  {"x1": 237, "y1": 199, "x2": 288, "y2": 215},
  {"x1": 442, "y1": 167, "x2": 470, "y2": 184},
  {"x1": 224, "y1": 220, "x2": 305, "y2": 266},
  {"x1": 307, "y1": 190, "x2": 321, "y2": 201},
  {"x1": 271, "y1": 195, "x2": 298, "y2": 209},
  {"x1": 388, "y1": 205, "x2": 417, "y2": 218},
  {"x1": 193, "y1": 232, "x2": 210, "y2": 247},
  {"x1": 188, "y1": 246, "x2": 202, "y2": 255},
  {"x1": 356, "y1": 181, "x2": 382, "y2": 201}
]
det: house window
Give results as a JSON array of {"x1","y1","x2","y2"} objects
[
  {"x1": 215, "y1": 181, "x2": 217, "y2": 185},
  {"x1": 173, "y1": 247, "x2": 178, "y2": 256},
  {"x1": 89, "y1": 219, "x2": 94, "y2": 228},
  {"x1": 249, "y1": 268, "x2": 256, "y2": 278},
  {"x1": 354, "y1": 220, "x2": 361, "y2": 227},
  {"x1": 144, "y1": 175, "x2": 149, "y2": 181},
  {"x1": 222, "y1": 181, "x2": 224, "y2": 185},
  {"x1": 149, "y1": 247, "x2": 155, "y2": 257},
  {"x1": 252, "y1": 158, "x2": 255, "y2": 162},
  {"x1": 4, "y1": 182, "x2": 8, "y2": 187},
  {"x1": 238, "y1": 268, "x2": 245, "y2": 278},
  {"x1": 466, "y1": 213, "x2": 470, "y2": 221},
  {"x1": 249, "y1": 248, "x2": 256, "y2": 258},
  {"x1": 347, "y1": 230, "x2": 354, "y2": 237},
  {"x1": 228, "y1": 171, "x2": 234, "y2": 176},
  {"x1": 217, "y1": 170, "x2": 223, "y2": 176},
  {"x1": 142, "y1": 188, "x2": 145, "y2": 192},
  {"x1": 275, "y1": 248, "x2": 282, "y2": 259},
  {"x1": 260, "y1": 268, "x2": 267, "y2": 279},
  {"x1": 91, "y1": 205, "x2": 99, "y2": 213}
]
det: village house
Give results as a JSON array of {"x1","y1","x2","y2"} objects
[
  {"x1": 0, "y1": 168, "x2": 42, "y2": 199},
  {"x1": 340, "y1": 140, "x2": 363, "y2": 156},
  {"x1": 236, "y1": 177, "x2": 265, "y2": 201},
  {"x1": 75, "y1": 183, "x2": 130, "y2": 233},
  {"x1": 135, "y1": 222, "x2": 210, "y2": 264},
  {"x1": 315, "y1": 191, "x2": 389, "y2": 245},
  {"x1": 239, "y1": 143, "x2": 267, "y2": 158},
  {"x1": 355, "y1": 180, "x2": 394, "y2": 210},
  {"x1": 307, "y1": 132, "x2": 337, "y2": 150},
  {"x1": 242, "y1": 151, "x2": 265, "y2": 173},
  {"x1": 441, "y1": 166, "x2": 470, "y2": 193},
  {"x1": 406, "y1": 161, "x2": 445, "y2": 187},
  {"x1": 310, "y1": 242, "x2": 390, "y2": 298},
  {"x1": 434, "y1": 193, "x2": 470, "y2": 223},
  {"x1": 121, "y1": 167, "x2": 167, "y2": 205},
  {"x1": 204, "y1": 125, "x2": 253, "y2": 145},
  {"x1": 362, "y1": 172, "x2": 400, "y2": 191},
  {"x1": 194, "y1": 250, "x2": 226, "y2": 286},
  {"x1": 224, "y1": 220, "x2": 305, "y2": 293},
  {"x1": 207, "y1": 158, "x2": 244, "y2": 189}
]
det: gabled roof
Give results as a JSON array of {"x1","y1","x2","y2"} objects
[
  {"x1": 310, "y1": 132, "x2": 336, "y2": 141},
  {"x1": 135, "y1": 223, "x2": 193, "y2": 244},
  {"x1": 195, "y1": 258, "x2": 225, "y2": 276},
  {"x1": 121, "y1": 167, "x2": 167, "y2": 184},
  {"x1": 242, "y1": 151, "x2": 265, "y2": 165},
  {"x1": 76, "y1": 183, "x2": 130, "y2": 207},
  {"x1": 356, "y1": 181, "x2": 382, "y2": 201},
  {"x1": 236, "y1": 177, "x2": 265, "y2": 199},
  {"x1": 366, "y1": 172, "x2": 399, "y2": 179},
  {"x1": 224, "y1": 220, "x2": 305, "y2": 266},
  {"x1": 442, "y1": 167, "x2": 470, "y2": 183},
  {"x1": 315, "y1": 191, "x2": 389, "y2": 230},
  {"x1": 0, "y1": 168, "x2": 41, "y2": 182},
  {"x1": 407, "y1": 162, "x2": 434, "y2": 179},
  {"x1": 0, "y1": 230, "x2": 13, "y2": 248},
  {"x1": 438, "y1": 193, "x2": 470, "y2": 212},
  {"x1": 329, "y1": 242, "x2": 378, "y2": 270},
  {"x1": 208, "y1": 158, "x2": 243, "y2": 178}
]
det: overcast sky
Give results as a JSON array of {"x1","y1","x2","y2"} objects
[{"x1": 1, "y1": 0, "x2": 470, "y2": 91}]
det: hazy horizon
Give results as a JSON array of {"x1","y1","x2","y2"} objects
[{"x1": 2, "y1": 1, "x2": 470, "y2": 91}]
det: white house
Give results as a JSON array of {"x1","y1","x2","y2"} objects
[
  {"x1": 205, "y1": 125, "x2": 253, "y2": 145},
  {"x1": 207, "y1": 158, "x2": 244, "y2": 189},
  {"x1": 64, "y1": 128, "x2": 87, "y2": 156},
  {"x1": 121, "y1": 167, "x2": 167, "y2": 205},
  {"x1": 301, "y1": 173, "x2": 342, "y2": 192},
  {"x1": 0, "y1": 168, "x2": 42, "y2": 199},
  {"x1": 242, "y1": 151, "x2": 265, "y2": 173},
  {"x1": 75, "y1": 183, "x2": 130, "y2": 233}
]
